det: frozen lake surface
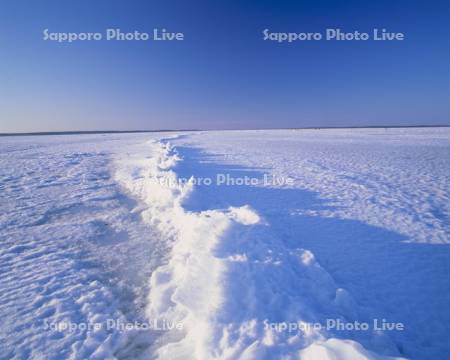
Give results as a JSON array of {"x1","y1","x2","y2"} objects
[{"x1": 0, "y1": 128, "x2": 449, "y2": 359}]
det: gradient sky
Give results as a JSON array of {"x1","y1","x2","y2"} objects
[{"x1": 1, "y1": 0, "x2": 449, "y2": 132}]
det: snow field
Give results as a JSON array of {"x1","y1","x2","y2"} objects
[{"x1": 1, "y1": 128, "x2": 448, "y2": 359}]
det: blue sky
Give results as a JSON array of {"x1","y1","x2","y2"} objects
[{"x1": 1, "y1": 0, "x2": 449, "y2": 132}]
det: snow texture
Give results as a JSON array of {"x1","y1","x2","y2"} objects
[{"x1": 1, "y1": 128, "x2": 449, "y2": 359}]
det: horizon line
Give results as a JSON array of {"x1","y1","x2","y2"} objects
[{"x1": 0, "y1": 124, "x2": 449, "y2": 137}]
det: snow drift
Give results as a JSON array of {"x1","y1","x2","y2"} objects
[{"x1": 115, "y1": 137, "x2": 403, "y2": 359}]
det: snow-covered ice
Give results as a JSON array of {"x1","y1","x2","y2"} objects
[
  {"x1": 0, "y1": 133, "x2": 169, "y2": 359},
  {"x1": 0, "y1": 128, "x2": 449, "y2": 359}
]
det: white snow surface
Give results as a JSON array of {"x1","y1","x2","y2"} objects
[
  {"x1": 0, "y1": 133, "x2": 168, "y2": 359},
  {"x1": 1, "y1": 128, "x2": 449, "y2": 359}
]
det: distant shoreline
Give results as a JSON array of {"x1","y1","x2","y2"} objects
[
  {"x1": 0, "y1": 130, "x2": 196, "y2": 137},
  {"x1": 0, "y1": 125, "x2": 448, "y2": 137}
]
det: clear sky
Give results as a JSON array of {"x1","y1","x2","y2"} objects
[{"x1": 1, "y1": 0, "x2": 449, "y2": 132}]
